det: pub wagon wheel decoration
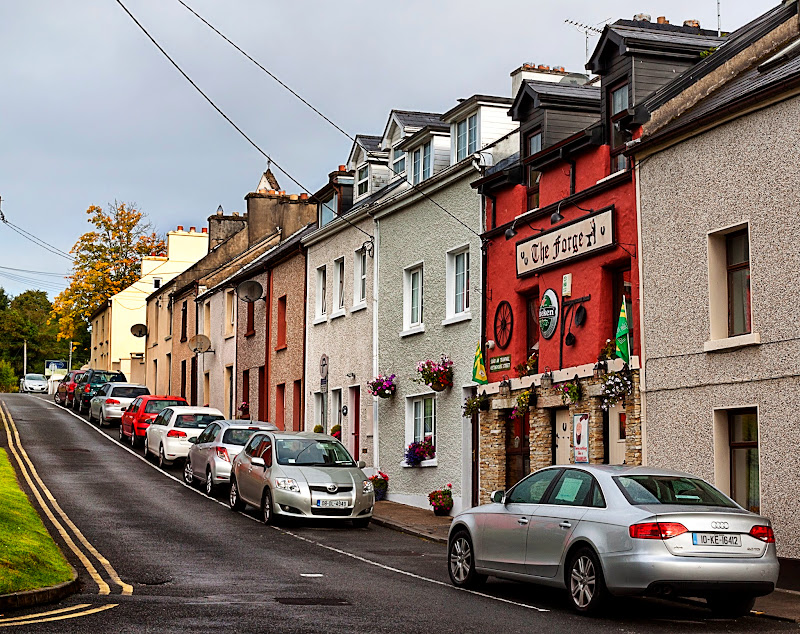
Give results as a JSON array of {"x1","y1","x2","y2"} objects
[{"x1": 494, "y1": 301, "x2": 513, "y2": 349}]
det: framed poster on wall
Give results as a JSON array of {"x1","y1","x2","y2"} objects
[{"x1": 573, "y1": 413, "x2": 589, "y2": 463}]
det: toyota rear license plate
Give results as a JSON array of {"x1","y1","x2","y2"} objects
[
  {"x1": 692, "y1": 533, "x2": 741, "y2": 546},
  {"x1": 315, "y1": 499, "x2": 349, "y2": 508}
]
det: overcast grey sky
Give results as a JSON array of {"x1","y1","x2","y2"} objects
[{"x1": 0, "y1": 1, "x2": 778, "y2": 299}]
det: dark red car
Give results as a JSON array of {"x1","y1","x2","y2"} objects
[
  {"x1": 54, "y1": 370, "x2": 85, "y2": 408},
  {"x1": 119, "y1": 395, "x2": 188, "y2": 447}
]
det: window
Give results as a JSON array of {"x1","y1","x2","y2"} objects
[
  {"x1": 180, "y1": 360, "x2": 187, "y2": 398},
  {"x1": 612, "y1": 267, "x2": 633, "y2": 353},
  {"x1": 526, "y1": 130, "x2": 543, "y2": 210},
  {"x1": 403, "y1": 265, "x2": 424, "y2": 330},
  {"x1": 320, "y1": 193, "x2": 337, "y2": 227},
  {"x1": 203, "y1": 372, "x2": 210, "y2": 406},
  {"x1": 456, "y1": 113, "x2": 478, "y2": 161},
  {"x1": 507, "y1": 468, "x2": 560, "y2": 504},
  {"x1": 276, "y1": 383, "x2": 285, "y2": 430},
  {"x1": 392, "y1": 147, "x2": 405, "y2": 176},
  {"x1": 354, "y1": 248, "x2": 367, "y2": 305},
  {"x1": 225, "y1": 290, "x2": 235, "y2": 336},
  {"x1": 331, "y1": 388, "x2": 342, "y2": 430},
  {"x1": 245, "y1": 300, "x2": 255, "y2": 337},
  {"x1": 357, "y1": 165, "x2": 369, "y2": 196},
  {"x1": 729, "y1": 409, "x2": 759, "y2": 513},
  {"x1": 276, "y1": 295, "x2": 287, "y2": 349},
  {"x1": 168, "y1": 302, "x2": 173, "y2": 336},
  {"x1": 453, "y1": 250, "x2": 469, "y2": 315},
  {"x1": 411, "y1": 142, "x2": 432, "y2": 185},
  {"x1": 180, "y1": 301, "x2": 188, "y2": 342},
  {"x1": 316, "y1": 266, "x2": 327, "y2": 319},
  {"x1": 292, "y1": 380, "x2": 302, "y2": 432},
  {"x1": 314, "y1": 392, "x2": 328, "y2": 433},
  {"x1": 545, "y1": 470, "x2": 598, "y2": 507},
  {"x1": 242, "y1": 369, "x2": 250, "y2": 412},
  {"x1": 726, "y1": 230, "x2": 751, "y2": 337},
  {"x1": 411, "y1": 396, "x2": 435, "y2": 446},
  {"x1": 333, "y1": 258, "x2": 345, "y2": 312},
  {"x1": 153, "y1": 277, "x2": 162, "y2": 290},
  {"x1": 608, "y1": 82, "x2": 630, "y2": 173},
  {"x1": 526, "y1": 131, "x2": 542, "y2": 157},
  {"x1": 203, "y1": 302, "x2": 210, "y2": 336}
]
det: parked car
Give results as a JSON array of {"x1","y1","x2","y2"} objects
[
  {"x1": 19, "y1": 373, "x2": 49, "y2": 394},
  {"x1": 118, "y1": 395, "x2": 188, "y2": 447},
  {"x1": 73, "y1": 370, "x2": 126, "y2": 414},
  {"x1": 184, "y1": 420, "x2": 278, "y2": 495},
  {"x1": 143, "y1": 406, "x2": 224, "y2": 468},
  {"x1": 446, "y1": 465, "x2": 778, "y2": 617},
  {"x1": 228, "y1": 431, "x2": 373, "y2": 528},
  {"x1": 54, "y1": 370, "x2": 85, "y2": 407},
  {"x1": 88, "y1": 383, "x2": 150, "y2": 427}
]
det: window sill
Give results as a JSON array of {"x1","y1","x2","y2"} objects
[
  {"x1": 399, "y1": 324, "x2": 425, "y2": 338},
  {"x1": 224, "y1": 332, "x2": 235, "y2": 340},
  {"x1": 704, "y1": 332, "x2": 761, "y2": 353},
  {"x1": 275, "y1": 343, "x2": 287, "y2": 352},
  {"x1": 313, "y1": 315, "x2": 328, "y2": 326},
  {"x1": 330, "y1": 309, "x2": 346, "y2": 320},
  {"x1": 244, "y1": 330, "x2": 255, "y2": 338},
  {"x1": 180, "y1": 337, "x2": 188, "y2": 343},
  {"x1": 165, "y1": 335, "x2": 172, "y2": 341},
  {"x1": 401, "y1": 458, "x2": 437, "y2": 468},
  {"x1": 350, "y1": 302, "x2": 367, "y2": 313},
  {"x1": 441, "y1": 312, "x2": 471, "y2": 327}
]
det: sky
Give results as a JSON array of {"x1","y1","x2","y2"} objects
[{"x1": 0, "y1": 0, "x2": 780, "y2": 299}]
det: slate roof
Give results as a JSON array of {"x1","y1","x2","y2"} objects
[
  {"x1": 485, "y1": 152, "x2": 520, "y2": 177},
  {"x1": 392, "y1": 110, "x2": 446, "y2": 130},
  {"x1": 349, "y1": 177, "x2": 407, "y2": 212},
  {"x1": 355, "y1": 134, "x2": 382, "y2": 153}
]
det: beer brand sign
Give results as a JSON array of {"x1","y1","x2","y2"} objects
[{"x1": 516, "y1": 208, "x2": 614, "y2": 277}]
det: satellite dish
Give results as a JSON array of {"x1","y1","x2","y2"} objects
[
  {"x1": 131, "y1": 324, "x2": 148, "y2": 338},
  {"x1": 236, "y1": 280, "x2": 264, "y2": 302},
  {"x1": 188, "y1": 334, "x2": 212, "y2": 354}
]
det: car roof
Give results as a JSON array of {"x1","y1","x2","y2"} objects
[
  {"x1": 265, "y1": 431, "x2": 338, "y2": 441},
  {"x1": 105, "y1": 383, "x2": 148, "y2": 389},
  {"x1": 140, "y1": 395, "x2": 186, "y2": 401},
  {"x1": 215, "y1": 420, "x2": 278, "y2": 430},
  {"x1": 166, "y1": 406, "x2": 224, "y2": 415},
  {"x1": 557, "y1": 464, "x2": 699, "y2": 479}
]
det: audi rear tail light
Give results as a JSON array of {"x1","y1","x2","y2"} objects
[
  {"x1": 166, "y1": 430, "x2": 187, "y2": 438},
  {"x1": 629, "y1": 522, "x2": 688, "y2": 540},
  {"x1": 749, "y1": 525, "x2": 775, "y2": 543},
  {"x1": 216, "y1": 447, "x2": 231, "y2": 462},
  {"x1": 106, "y1": 399, "x2": 120, "y2": 405}
]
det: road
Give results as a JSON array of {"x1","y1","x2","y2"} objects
[{"x1": 0, "y1": 393, "x2": 796, "y2": 633}]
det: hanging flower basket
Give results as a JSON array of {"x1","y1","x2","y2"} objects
[
  {"x1": 367, "y1": 373, "x2": 397, "y2": 399},
  {"x1": 414, "y1": 355, "x2": 454, "y2": 391},
  {"x1": 509, "y1": 389, "x2": 532, "y2": 419},
  {"x1": 600, "y1": 367, "x2": 633, "y2": 411},
  {"x1": 560, "y1": 377, "x2": 582, "y2": 405}
]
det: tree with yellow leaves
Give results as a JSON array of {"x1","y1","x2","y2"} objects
[{"x1": 52, "y1": 202, "x2": 165, "y2": 340}]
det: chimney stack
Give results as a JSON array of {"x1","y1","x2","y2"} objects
[
  {"x1": 683, "y1": 19, "x2": 700, "y2": 28},
  {"x1": 633, "y1": 13, "x2": 651, "y2": 22},
  {"x1": 657, "y1": 16, "x2": 669, "y2": 24}
]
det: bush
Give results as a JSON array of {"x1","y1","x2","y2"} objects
[
  {"x1": 330, "y1": 424, "x2": 342, "y2": 440},
  {"x1": 0, "y1": 360, "x2": 16, "y2": 393},
  {"x1": 313, "y1": 424, "x2": 324, "y2": 433}
]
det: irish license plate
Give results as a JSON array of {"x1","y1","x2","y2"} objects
[
  {"x1": 692, "y1": 533, "x2": 741, "y2": 546},
  {"x1": 315, "y1": 499, "x2": 349, "y2": 508}
]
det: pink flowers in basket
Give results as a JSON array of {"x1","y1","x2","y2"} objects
[{"x1": 367, "y1": 373, "x2": 397, "y2": 398}]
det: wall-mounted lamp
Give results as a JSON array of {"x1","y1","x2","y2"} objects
[
  {"x1": 346, "y1": 372, "x2": 356, "y2": 379},
  {"x1": 550, "y1": 200, "x2": 565, "y2": 225},
  {"x1": 592, "y1": 358, "x2": 608, "y2": 379},
  {"x1": 504, "y1": 220, "x2": 518, "y2": 240},
  {"x1": 499, "y1": 375, "x2": 512, "y2": 398},
  {"x1": 540, "y1": 367, "x2": 553, "y2": 389}
]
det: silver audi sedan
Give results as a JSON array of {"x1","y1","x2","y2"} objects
[
  {"x1": 448, "y1": 465, "x2": 778, "y2": 617},
  {"x1": 229, "y1": 431, "x2": 374, "y2": 527},
  {"x1": 184, "y1": 420, "x2": 277, "y2": 495}
]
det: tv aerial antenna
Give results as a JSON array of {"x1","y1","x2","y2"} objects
[{"x1": 565, "y1": 19, "x2": 605, "y2": 61}]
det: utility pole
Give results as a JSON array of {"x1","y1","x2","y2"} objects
[
  {"x1": 68, "y1": 341, "x2": 73, "y2": 371},
  {"x1": 23, "y1": 339, "x2": 27, "y2": 376}
]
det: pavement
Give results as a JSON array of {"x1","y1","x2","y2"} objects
[{"x1": 372, "y1": 498, "x2": 800, "y2": 623}]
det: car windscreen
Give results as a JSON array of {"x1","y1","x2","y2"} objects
[
  {"x1": 275, "y1": 439, "x2": 355, "y2": 467},
  {"x1": 26, "y1": 374, "x2": 47, "y2": 381},
  {"x1": 144, "y1": 399, "x2": 186, "y2": 414},
  {"x1": 614, "y1": 475, "x2": 738, "y2": 508},
  {"x1": 111, "y1": 387, "x2": 149, "y2": 399},
  {"x1": 174, "y1": 414, "x2": 224, "y2": 429},
  {"x1": 222, "y1": 429, "x2": 259, "y2": 446}
]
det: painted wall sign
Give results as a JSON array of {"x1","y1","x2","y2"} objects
[
  {"x1": 538, "y1": 289, "x2": 559, "y2": 340},
  {"x1": 516, "y1": 208, "x2": 615, "y2": 276},
  {"x1": 573, "y1": 413, "x2": 589, "y2": 463},
  {"x1": 489, "y1": 355, "x2": 511, "y2": 372}
]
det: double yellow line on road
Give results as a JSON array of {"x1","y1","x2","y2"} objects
[
  {"x1": 0, "y1": 603, "x2": 117, "y2": 628},
  {"x1": 0, "y1": 400, "x2": 132, "y2": 596}
]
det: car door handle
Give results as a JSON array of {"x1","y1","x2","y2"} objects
[
  {"x1": 559, "y1": 521, "x2": 572, "y2": 529},
  {"x1": 518, "y1": 517, "x2": 529, "y2": 525}
]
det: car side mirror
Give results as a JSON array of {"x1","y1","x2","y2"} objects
[
  {"x1": 357, "y1": 460, "x2": 366, "y2": 469},
  {"x1": 121, "y1": 406, "x2": 128, "y2": 412},
  {"x1": 491, "y1": 490, "x2": 506, "y2": 504},
  {"x1": 251, "y1": 456, "x2": 265, "y2": 468},
  {"x1": 187, "y1": 437, "x2": 197, "y2": 444}
]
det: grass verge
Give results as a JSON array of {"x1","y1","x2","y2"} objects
[{"x1": 0, "y1": 448, "x2": 73, "y2": 594}]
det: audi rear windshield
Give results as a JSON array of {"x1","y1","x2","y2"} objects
[{"x1": 614, "y1": 475, "x2": 738, "y2": 508}]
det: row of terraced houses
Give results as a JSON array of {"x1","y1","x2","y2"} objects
[{"x1": 89, "y1": 5, "x2": 800, "y2": 566}]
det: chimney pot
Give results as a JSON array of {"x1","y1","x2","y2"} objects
[
  {"x1": 683, "y1": 19, "x2": 700, "y2": 27},
  {"x1": 338, "y1": 164, "x2": 346, "y2": 172},
  {"x1": 232, "y1": 212, "x2": 239, "y2": 217},
  {"x1": 177, "y1": 225, "x2": 184, "y2": 231},
  {"x1": 537, "y1": 64, "x2": 547, "y2": 70},
  {"x1": 657, "y1": 16, "x2": 668, "y2": 24},
  {"x1": 279, "y1": 190, "x2": 286, "y2": 196},
  {"x1": 300, "y1": 193, "x2": 309, "y2": 200},
  {"x1": 268, "y1": 189, "x2": 276, "y2": 195},
  {"x1": 201, "y1": 227, "x2": 208, "y2": 233},
  {"x1": 189, "y1": 226, "x2": 196, "y2": 232},
  {"x1": 289, "y1": 194, "x2": 299, "y2": 201}
]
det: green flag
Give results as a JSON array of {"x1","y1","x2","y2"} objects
[
  {"x1": 472, "y1": 342, "x2": 488, "y2": 384},
  {"x1": 615, "y1": 299, "x2": 630, "y2": 363}
]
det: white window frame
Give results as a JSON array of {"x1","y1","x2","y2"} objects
[
  {"x1": 331, "y1": 257, "x2": 345, "y2": 318},
  {"x1": 356, "y1": 165, "x2": 369, "y2": 196},
  {"x1": 353, "y1": 248, "x2": 367, "y2": 308},
  {"x1": 315, "y1": 265, "x2": 327, "y2": 322},
  {"x1": 331, "y1": 388, "x2": 342, "y2": 429},
  {"x1": 410, "y1": 141, "x2": 432, "y2": 185},
  {"x1": 314, "y1": 391, "x2": 328, "y2": 433},
  {"x1": 444, "y1": 246, "x2": 471, "y2": 324},
  {"x1": 224, "y1": 290, "x2": 235, "y2": 337},
  {"x1": 402, "y1": 263, "x2": 424, "y2": 335},
  {"x1": 392, "y1": 146, "x2": 406, "y2": 177},
  {"x1": 404, "y1": 393, "x2": 437, "y2": 467},
  {"x1": 456, "y1": 113, "x2": 478, "y2": 161}
]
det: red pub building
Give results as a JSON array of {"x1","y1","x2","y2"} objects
[{"x1": 473, "y1": 16, "x2": 724, "y2": 501}]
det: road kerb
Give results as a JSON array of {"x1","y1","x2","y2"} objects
[{"x1": 0, "y1": 568, "x2": 79, "y2": 612}]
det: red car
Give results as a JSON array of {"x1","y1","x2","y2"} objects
[
  {"x1": 119, "y1": 395, "x2": 188, "y2": 447},
  {"x1": 54, "y1": 370, "x2": 85, "y2": 408}
]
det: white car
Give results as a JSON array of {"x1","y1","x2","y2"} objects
[
  {"x1": 20, "y1": 373, "x2": 49, "y2": 393},
  {"x1": 143, "y1": 406, "x2": 224, "y2": 468}
]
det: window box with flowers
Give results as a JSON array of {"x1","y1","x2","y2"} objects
[
  {"x1": 428, "y1": 483, "x2": 453, "y2": 516},
  {"x1": 414, "y1": 355, "x2": 453, "y2": 392},
  {"x1": 369, "y1": 470, "x2": 389, "y2": 501},
  {"x1": 404, "y1": 440, "x2": 435, "y2": 466},
  {"x1": 367, "y1": 373, "x2": 397, "y2": 399},
  {"x1": 514, "y1": 352, "x2": 538, "y2": 378}
]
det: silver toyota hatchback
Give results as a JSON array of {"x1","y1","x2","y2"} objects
[
  {"x1": 229, "y1": 431, "x2": 374, "y2": 527},
  {"x1": 448, "y1": 465, "x2": 778, "y2": 617}
]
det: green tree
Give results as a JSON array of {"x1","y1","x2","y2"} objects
[{"x1": 0, "y1": 360, "x2": 16, "y2": 392}]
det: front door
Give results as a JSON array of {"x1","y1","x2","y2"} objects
[
  {"x1": 554, "y1": 409, "x2": 571, "y2": 465},
  {"x1": 608, "y1": 404, "x2": 627, "y2": 465},
  {"x1": 349, "y1": 386, "x2": 360, "y2": 458},
  {"x1": 506, "y1": 412, "x2": 530, "y2": 489}
]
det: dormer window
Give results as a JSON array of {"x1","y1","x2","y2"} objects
[
  {"x1": 526, "y1": 131, "x2": 542, "y2": 156},
  {"x1": 392, "y1": 147, "x2": 406, "y2": 176},
  {"x1": 411, "y1": 142, "x2": 432, "y2": 185},
  {"x1": 456, "y1": 113, "x2": 478, "y2": 161},
  {"x1": 357, "y1": 165, "x2": 369, "y2": 196},
  {"x1": 609, "y1": 82, "x2": 630, "y2": 172},
  {"x1": 320, "y1": 193, "x2": 337, "y2": 227}
]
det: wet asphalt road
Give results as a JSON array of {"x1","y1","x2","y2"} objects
[{"x1": 0, "y1": 393, "x2": 797, "y2": 633}]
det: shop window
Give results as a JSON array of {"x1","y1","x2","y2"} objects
[{"x1": 612, "y1": 267, "x2": 633, "y2": 354}]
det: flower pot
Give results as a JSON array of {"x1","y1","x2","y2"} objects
[
  {"x1": 433, "y1": 506, "x2": 452, "y2": 516},
  {"x1": 430, "y1": 381, "x2": 448, "y2": 392},
  {"x1": 378, "y1": 391, "x2": 394, "y2": 399},
  {"x1": 374, "y1": 488, "x2": 387, "y2": 501}
]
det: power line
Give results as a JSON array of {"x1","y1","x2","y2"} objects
[
  {"x1": 0, "y1": 265, "x2": 69, "y2": 277},
  {"x1": 172, "y1": 0, "x2": 482, "y2": 240},
  {"x1": 0, "y1": 198, "x2": 74, "y2": 261}
]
